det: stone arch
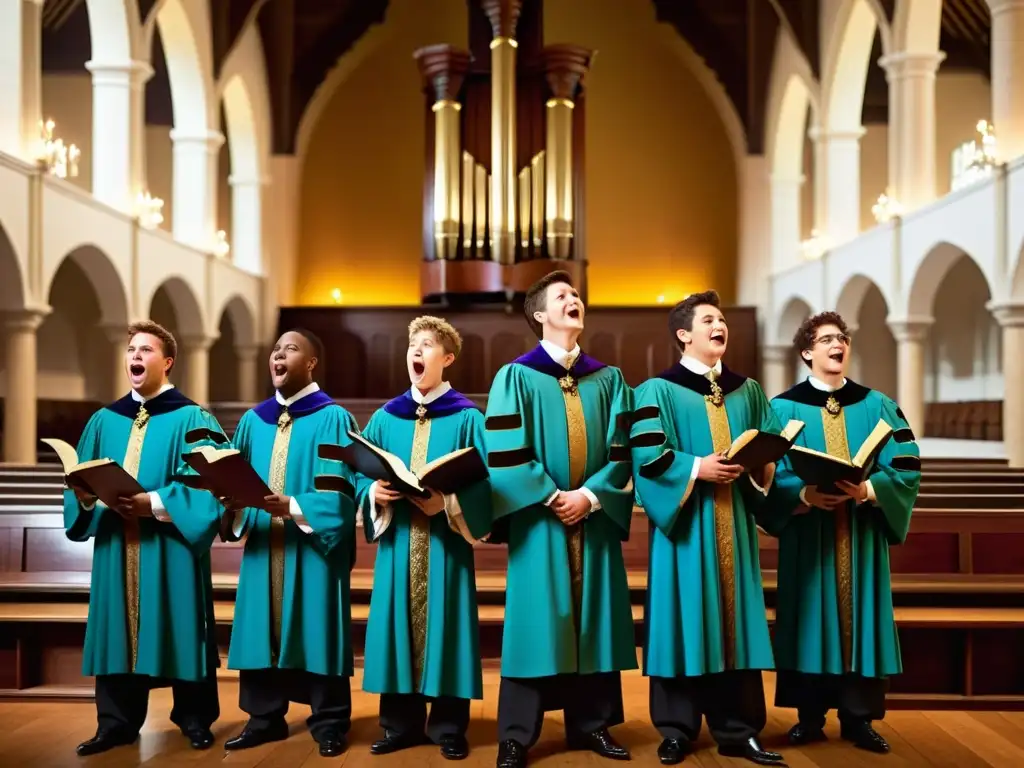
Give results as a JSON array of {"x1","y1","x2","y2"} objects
[
  {"x1": 221, "y1": 73, "x2": 264, "y2": 274},
  {"x1": 834, "y1": 273, "x2": 882, "y2": 322},
  {"x1": 0, "y1": 222, "x2": 26, "y2": 313},
  {"x1": 216, "y1": 294, "x2": 257, "y2": 349},
  {"x1": 776, "y1": 296, "x2": 814, "y2": 345},
  {"x1": 767, "y1": 44, "x2": 819, "y2": 183},
  {"x1": 907, "y1": 242, "x2": 993, "y2": 317},
  {"x1": 1011, "y1": 240, "x2": 1024, "y2": 302},
  {"x1": 151, "y1": 0, "x2": 214, "y2": 133},
  {"x1": 893, "y1": 0, "x2": 944, "y2": 53},
  {"x1": 823, "y1": 0, "x2": 886, "y2": 131},
  {"x1": 148, "y1": 276, "x2": 206, "y2": 339},
  {"x1": 84, "y1": 0, "x2": 142, "y2": 61},
  {"x1": 46, "y1": 245, "x2": 130, "y2": 325},
  {"x1": 209, "y1": 295, "x2": 257, "y2": 402}
]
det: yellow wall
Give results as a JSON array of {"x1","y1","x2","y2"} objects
[{"x1": 297, "y1": 0, "x2": 739, "y2": 306}]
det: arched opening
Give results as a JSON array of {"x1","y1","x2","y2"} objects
[
  {"x1": 770, "y1": 74, "x2": 814, "y2": 271},
  {"x1": 776, "y1": 296, "x2": 814, "y2": 388},
  {"x1": 0, "y1": 223, "x2": 28, "y2": 407},
  {"x1": 209, "y1": 295, "x2": 257, "y2": 402},
  {"x1": 37, "y1": 246, "x2": 129, "y2": 402},
  {"x1": 149, "y1": 276, "x2": 206, "y2": 394},
  {"x1": 834, "y1": 275, "x2": 896, "y2": 396}
]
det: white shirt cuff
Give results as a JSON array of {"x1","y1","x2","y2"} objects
[
  {"x1": 231, "y1": 507, "x2": 247, "y2": 538},
  {"x1": 748, "y1": 463, "x2": 774, "y2": 496},
  {"x1": 865, "y1": 479, "x2": 877, "y2": 505},
  {"x1": 691, "y1": 457, "x2": 701, "y2": 481},
  {"x1": 150, "y1": 491, "x2": 171, "y2": 522},
  {"x1": 544, "y1": 490, "x2": 559, "y2": 506},
  {"x1": 798, "y1": 486, "x2": 809, "y2": 505},
  {"x1": 580, "y1": 486, "x2": 601, "y2": 512},
  {"x1": 444, "y1": 492, "x2": 483, "y2": 544},
  {"x1": 289, "y1": 495, "x2": 313, "y2": 534},
  {"x1": 368, "y1": 481, "x2": 393, "y2": 540}
]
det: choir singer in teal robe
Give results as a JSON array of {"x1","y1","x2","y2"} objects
[
  {"x1": 630, "y1": 292, "x2": 784, "y2": 767},
  {"x1": 762, "y1": 312, "x2": 920, "y2": 754},
  {"x1": 355, "y1": 316, "x2": 491, "y2": 761},
  {"x1": 485, "y1": 271, "x2": 636, "y2": 768},
  {"x1": 219, "y1": 329, "x2": 358, "y2": 758},
  {"x1": 63, "y1": 321, "x2": 222, "y2": 756}
]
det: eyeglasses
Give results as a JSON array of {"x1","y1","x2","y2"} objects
[{"x1": 814, "y1": 333, "x2": 850, "y2": 346}]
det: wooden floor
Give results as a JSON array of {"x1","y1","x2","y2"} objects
[{"x1": 3, "y1": 672, "x2": 1024, "y2": 767}]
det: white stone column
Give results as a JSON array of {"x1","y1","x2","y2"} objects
[
  {"x1": 2, "y1": 308, "x2": 48, "y2": 464},
  {"x1": 989, "y1": 0, "x2": 1024, "y2": 163},
  {"x1": 235, "y1": 345, "x2": 260, "y2": 403},
  {"x1": 991, "y1": 303, "x2": 1024, "y2": 467},
  {"x1": 100, "y1": 323, "x2": 128, "y2": 402},
  {"x1": 770, "y1": 173, "x2": 804, "y2": 270},
  {"x1": 0, "y1": 0, "x2": 43, "y2": 159},
  {"x1": 180, "y1": 336, "x2": 215, "y2": 407},
  {"x1": 228, "y1": 175, "x2": 266, "y2": 274},
  {"x1": 762, "y1": 344, "x2": 793, "y2": 399},
  {"x1": 737, "y1": 155, "x2": 771, "y2": 310},
  {"x1": 85, "y1": 59, "x2": 153, "y2": 213},
  {"x1": 888, "y1": 318, "x2": 933, "y2": 439},
  {"x1": 809, "y1": 126, "x2": 866, "y2": 245},
  {"x1": 170, "y1": 129, "x2": 224, "y2": 250},
  {"x1": 879, "y1": 51, "x2": 945, "y2": 210}
]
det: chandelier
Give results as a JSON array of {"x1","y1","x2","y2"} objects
[
  {"x1": 37, "y1": 119, "x2": 80, "y2": 179},
  {"x1": 951, "y1": 120, "x2": 998, "y2": 191},
  {"x1": 871, "y1": 188, "x2": 903, "y2": 223},
  {"x1": 136, "y1": 191, "x2": 164, "y2": 230},
  {"x1": 799, "y1": 229, "x2": 829, "y2": 261},
  {"x1": 213, "y1": 230, "x2": 230, "y2": 259}
]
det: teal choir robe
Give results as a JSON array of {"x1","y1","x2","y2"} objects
[
  {"x1": 762, "y1": 380, "x2": 921, "y2": 683},
  {"x1": 225, "y1": 389, "x2": 359, "y2": 678},
  {"x1": 630, "y1": 363, "x2": 779, "y2": 678},
  {"x1": 62, "y1": 388, "x2": 224, "y2": 681},
  {"x1": 355, "y1": 386, "x2": 492, "y2": 700},
  {"x1": 484, "y1": 345, "x2": 637, "y2": 679}
]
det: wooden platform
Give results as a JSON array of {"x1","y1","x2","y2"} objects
[{"x1": 2, "y1": 673, "x2": 1024, "y2": 767}]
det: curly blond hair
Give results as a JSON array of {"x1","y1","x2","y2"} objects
[{"x1": 409, "y1": 315, "x2": 462, "y2": 357}]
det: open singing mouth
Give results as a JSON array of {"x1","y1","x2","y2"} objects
[
  {"x1": 567, "y1": 307, "x2": 581, "y2": 319},
  {"x1": 273, "y1": 362, "x2": 287, "y2": 376},
  {"x1": 412, "y1": 361, "x2": 425, "y2": 376},
  {"x1": 710, "y1": 331, "x2": 725, "y2": 344},
  {"x1": 829, "y1": 351, "x2": 845, "y2": 363},
  {"x1": 129, "y1": 364, "x2": 145, "y2": 376}
]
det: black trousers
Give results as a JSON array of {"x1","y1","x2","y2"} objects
[
  {"x1": 649, "y1": 670, "x2": 767, "y2": 748},
  {"x1": 95, "y1": 672, "x2": 219, "y2": 736},
  {"x1": 379, "y1": 693, "x2": 470, "y2": 743},
  {"x1": 775, "y1": 671, "x2": 886, "y2": 727},
  {"x1": 238, "y1": 668, "x2": 351, "y2": 741},
  {"x1": 497, "y1": 672, "x2": 624, "y2": 749}
]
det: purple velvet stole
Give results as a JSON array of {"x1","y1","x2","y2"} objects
[
  {"x1": 512, "y1": 344, "x2": 607, "y2": 380},
  {"x1": 381, "y1": 388, "x2": 479, "y2": 420},
  {"x1": 252, "y1": 389, "x2": 336, "y2": 424}
]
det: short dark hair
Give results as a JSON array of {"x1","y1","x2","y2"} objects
[
  {"x1": 793, "y1": 311, "x2": 851, "y2": 368},
  {"x1": 128, "y1": 321, "x2": 177, "y2": 371},
  {"x1": 524, "y1": 270, "x2": 574, "y2": 338},
  {"x1": 668, "y1": 290, "x2": 721, "y2": 352},
  {"x1": 282, "y1": 327, "x2": 324, "y2": 366}
]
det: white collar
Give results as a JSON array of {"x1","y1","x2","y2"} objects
[
  {"x1": 680, "y1": 355, "x2": 722, "y2": 377},
  {"x1": 808, "y1": 374, "x2": 847, "y2": 392},
  {"x1": 411, "y1": 380, "x2": 451, "y2": 404},
  {"x1": 131, "y1": 382, "x2": 174, "y2": 403},
  {"x1": 540, "y1": 339, "x2": 581, "y2": 370},
  {"x1": 276, "y1": 381, "x2": 320, "y2": 406}
]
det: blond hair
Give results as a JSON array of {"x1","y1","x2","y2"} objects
[{"x1": 409, "y1": 315, "x2": 462, "y2": 357}]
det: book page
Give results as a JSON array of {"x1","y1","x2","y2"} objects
[
  {"x1": 780, "y1": 419, "x2": 805, "y2": 441},
  {"x1": 348, "y1": 431, "x2": 423, "y2": 493},
  {"x1": 188, "y1": 445, "x2": 241, "y2": 462},
  {"x1": 40, "y1": 438, "x2": 81, "y2": 473},
  {"x1": 789, "y1": 444, "x2": 853, "y2": 466},
  {"x1": 416, "y1": 446, "x2": 474, "y2": 478},
  {"x1": 852, "y1": 419, "x2": 894, "y2": 467}
]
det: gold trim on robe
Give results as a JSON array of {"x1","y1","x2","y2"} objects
[
  {"x1": 408, "y1": 418, "x2": 432, "y2": 686},
  {"x1": 268, "y1": 409, "x2": 293, "y2": 663},
  {"x1": 560, "y1": 379, "x2": 588, "y2": 636},
  {"x1": 120, "y1": 405, "x2": 150, "y2": 672},
  {"x1": 820, "y1": 405, "x2": 854, "y2": 672},
  {"x1": 704, "y1": 395, "x2": 737, "y2": 670}
]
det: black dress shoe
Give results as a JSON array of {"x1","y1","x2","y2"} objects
[
  {"x1": 657, "y1": 738, "x2": 688, "y2": 764},
  {"x1": 841, "y1": 722, "x2": 890, "y2": 753},
  {"x1": 496, "y1": 739, "x2": 527, "y2": 768},
  {"x1": 224, "y1": 721, "x2": 289, "y2": 750},
  {"x1": 316, "y1": 728, "x2": 347, "y2": 757},
  {"x1": 440, "y1": 734, "x2": 469, "y2": 760},
  {"x1": 75, "y1": 729, "x2": 137, "y2": 756},
  {"x1": 180, "y1": 723, "x2": 215, "y2": 750},
  {"x1": 718, "y1": 736, "x2": 787, "y2": 766},
  {"x1": 787, "y1": 722, "x2": 827, "y2": 745},
  {"x1": 567, "y1": 727, "x2": 631, "y2": 760},
  {"x1": 370, "y1": 730, "x2": 428, "y2": 754}
]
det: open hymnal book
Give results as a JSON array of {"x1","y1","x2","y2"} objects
[
  {"x1": 724, "y1": 419, "x2": 805, "y2": 470},
  {"x1": 319, "y1": 430, "x2": 488, "y2": 498},
  {"x1": 180, "y1": 446, "x2": 273, "y2": 508},
  {"x1": 41, "y1": 437, "x2": 147, "y2": 510},
  {"x1": 787, "y1": 418, "x2": 894, "y2": 494}
]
